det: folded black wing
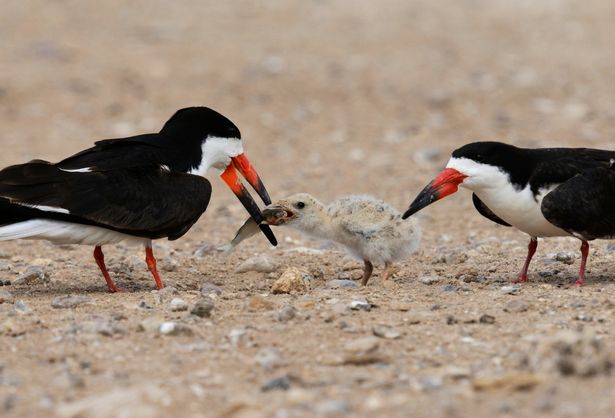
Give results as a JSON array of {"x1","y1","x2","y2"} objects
[
  {"x1": 0, "y1": 161, "x2": 211, "y2": 240},
  {"x1": 541, "y1": 167, "x2": 615, "y2": 241}
]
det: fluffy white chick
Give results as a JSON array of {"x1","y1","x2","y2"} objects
[{"x1": 263, "y1": 193, "x2": 421, "y2": 285}]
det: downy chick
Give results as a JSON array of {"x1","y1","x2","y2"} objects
[{"x1": 264, "y1": 193, "x2": 421, "y2": 285}]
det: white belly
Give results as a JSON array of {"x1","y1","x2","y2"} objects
[{"x1": 472, "y1": 185, "x2": 569, "y2": 238}]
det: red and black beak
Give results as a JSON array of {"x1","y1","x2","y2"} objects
[
  {"x1": 402, "y1": 168, "x2": 467, "y2": 219},
  {"x1": 221, "y1": 153, "x2": 277, "y2": 246}
]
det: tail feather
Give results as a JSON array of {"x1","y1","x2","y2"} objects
[{"x1": 0, "y1": 220, "x2": 59, "y2": 241}]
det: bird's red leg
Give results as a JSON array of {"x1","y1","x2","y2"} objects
[
  {"x1": 93, "y1": 246, "x2": 127, "y2": 293},
  {"x1": 513, "y1": 237, "x2": 537, "y2": 283},
  {"x1": 574, "y1": 240, "x2": 589, "y2": 287},
  {"x1": 145, "y1": 246, "x2": 165, "y2": 290}
]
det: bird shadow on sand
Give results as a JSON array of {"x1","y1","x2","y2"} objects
[
  {"x1": 524, "y1": 273, "x2": 615, "y2": 288},
  {"x1": 5, "y1": 282, "x2": 155, "y2": 296}
]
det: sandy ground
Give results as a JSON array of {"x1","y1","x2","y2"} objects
[{"x1": 2, "y1": 1, "x2": 615, "y2": 417}]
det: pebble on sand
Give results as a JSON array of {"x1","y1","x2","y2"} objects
[
  {"x1": 169, "y1": 298, "x2": 189, "y2": 312},
  {"x1": 271, "y1": 267, "x2": 310, "y2": 294},
  {"x1": 372, "y1": 324, "x2": 401, "y2": 339},
  {"x1": 15, "y1": 266, "x2": 48, "y2": 285},
  {"x1": 191, "y1": 297, "x2": 214, "y2": 318},
  {"x1": 159, "y1": 321, "x2": 194, "y2": 336},
  {"x1": 235, "y1": 255, "x2": 279, "y2": 273},
  {"x1": 0, "y1": 289, "x2": 14, "y2": 304},
  {"x1": 51, "y1": 295, "x2": 93, "y2": 309}
]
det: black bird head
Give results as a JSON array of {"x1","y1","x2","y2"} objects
[
  {"x1": 161, "y1": 107, "x2": 277, "y2": 246},
  {"x1": 403, "y1": 141, "x2": 521, "y2": 219}
]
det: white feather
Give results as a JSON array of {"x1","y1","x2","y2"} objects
[
  {"x1": 190, "y1": 136, "x2": 243, "y2": 176},
  {"x1": 59, "y1": 167, "x2": 92, "y2": 173},
  {"x1": 0, "y1": 220, "x2": 148, "y2": 246},
  {"x1": 15, "y1": 203, "x2": 70, "y2": 214}
]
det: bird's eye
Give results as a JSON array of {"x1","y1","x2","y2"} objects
[{"x1": 294, "y1": 202, "x2": 306, "y2": 209}]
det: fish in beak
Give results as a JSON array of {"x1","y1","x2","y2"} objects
[
  {"x1": 402, "y1": 168, "x2": 467, "y2": 219},
  {"x1": 220, "y1": 153, "x2": 277, "y2": 246}
]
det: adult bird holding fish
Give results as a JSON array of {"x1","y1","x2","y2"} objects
[
  {"x1": 403, "y1": 141, "x2": 615, "y2": 286},
  {"x1": 0, "y1": 106, "x2": 277, "y2": 292}
]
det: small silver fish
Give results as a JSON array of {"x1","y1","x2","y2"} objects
[{"x1": 219, "y1": 208, "x2": 287, "y2": 253}]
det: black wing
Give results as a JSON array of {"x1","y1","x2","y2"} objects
[
  {"x1": 472, "y1": 193, "x2": 511, "y2": 227},
  {"x1": 0, "y1": 161, "x2": 211, "y2": 240},
  {"x1": 58, "y1": 133, "x2": 201, "y2": 173},
  {"x1": 541, "y1": 167, "x2": 615, "y2": 240},
  {"x1": 528, "y1": 148, "x2": 615, "y2": 195}
]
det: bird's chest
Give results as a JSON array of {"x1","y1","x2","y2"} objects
[{"x1": 472, "y1": 184, "x2": 569, "y2": 237}]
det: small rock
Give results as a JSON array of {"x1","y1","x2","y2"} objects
[
  {"x1": 574, "y1": 314, "x2": 593, "y2": 322},
  {"x1": 276, "y1": 304, "x2": 297, "y2": 322},
  {"x1": 235, "y1": 255, "x2": 279, "y2": 273},
  {"x1": 504, "y1": 299, "x2": 529, "y2": 313},
  {"x1": 137, "y1": 318, "x2": 163, "y2": 333},
  {"x1": 372, "y1": 325, "x2": 401, "y2": 339},
  {"x1": 419, "y1": 375, "x2": 444, "y2": 391},
  {"x1": 444, "y1": 366, "x2": 472, "y2": 380},
  {"x1": 200, "y1": 282, "x2": 222, "y2": 296},
  {"x1": 255, "y1": 347, "x2": 283, "y2": 370},
  {"x1": 479, "y1": 314, "x2": 496, "y2": 324},
  {"x1": 160, "y1": 257, "x2": 177, "y2": 272},
  {"x1": 344, "y1": 336, "x2": 380, "y2": 355},
  {"x1": 13, "y1": 300, "x2": 29, "y2": 314},
  {"x1": 546, "y1": 252, "x2": 575, "y2": 265},
  {"x1": 326, "y1": 279, "x2": 358, "y2": 289},
  {"x1": 500, "y1": 285, "x2": 521, "y2": 295},
  {"x1": 271, "y1": 267, "x2": 310, "y2": 294},
  {"x1": 350, "y1": 300, "x2": 371, "y2": 311},
  {"x1": 228, "y1": 327, "x2": 248, "y2": 346},
  {"x1": 420, "y1": 276, "x2": 439, "y2": 285},
  {"x1": 137, "y1": 300, "x2": 154, "y2": 310},
  {"x1": 191, "y1": 297, "x2": 214, "y2": 318},
  {"x1": 443, "y1": 284, "x2": 461, "y2": 292},
  {"x1": 606, "y1": 242, "x2": 615, "y2": 252},
  {"x1": 261, "y1": 375, "x2": 290, "y2": 392},
  {"x1": 158, "y1": 285, "x2": 178, "y2": 296},
  {"x1": 315, "y1": 400, "x2": 350, "y2": 414},
  {"x1": 246, "y1": 295, "x2": 274, "y2": 311},
  {"x1": 473, "y1": 372, "x2": 543, "y2": 391},
  {"x1": 51, "y1": 295, "x2": 92, "y2": 309},
  {"x1": 446, "y1": 315, "x2": 458, "y2": 325},
  {"x1": 390, "y1": 301, "x2": 412, "y2": 311},
  {"x1": 159, "y1": 321, "x2": 193, "y2": 336},
  {"x1": 169, "y1": 298, "x2": 189, "y2": 312},
  {"x1": 93, "y1": 320, "x2": 125, "y2": 337},
  {"x1": 15, "y1": 266, "x2": 48, "y2": 284},
  {"x1": 0, "y1": 290, "x2": 14, "y2": 304}
]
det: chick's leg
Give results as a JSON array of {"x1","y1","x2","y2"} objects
[
  {"x1": 381, "y1": 262, "x2": 399, "y2": 282},
  {"x1": 361, "y1": 260, "x2": 374, "y2": 286}
]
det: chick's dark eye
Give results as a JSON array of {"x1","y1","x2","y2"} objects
[{"x1": 295, "y1": 202, "x2": 305, "y2": 209}]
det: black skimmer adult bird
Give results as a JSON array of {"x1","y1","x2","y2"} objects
[
  {"x1": 403, "y1": 141, "x2": 615, "y2": 286},
  {"x1": 0, "y1": 106, "x2": 277, "y2": 292}
]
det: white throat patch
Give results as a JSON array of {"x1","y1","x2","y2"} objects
[
  {"x1": 189, "y1": 136, "x2": 243, "y2": 176},
  {"x1": 446, "y1": 157, "x2": 568, "y2": 237}
]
